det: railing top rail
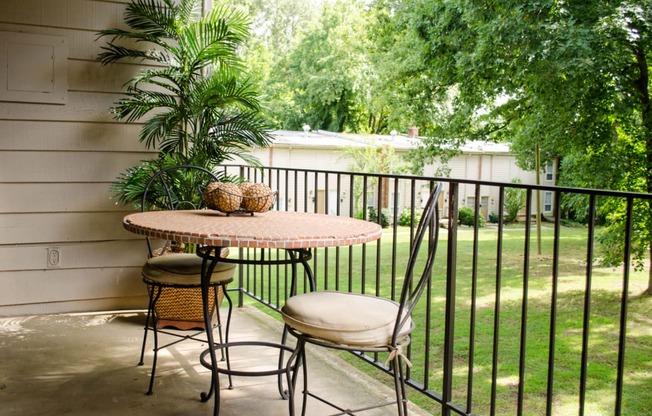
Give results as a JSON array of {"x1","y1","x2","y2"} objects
[{"x1": 226, "y1": 164, "x2": 652, "y2": 200}]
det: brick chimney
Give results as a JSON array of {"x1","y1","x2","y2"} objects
[{"x1": 407, "y1": 127, "x2": 419, "y2": 138}]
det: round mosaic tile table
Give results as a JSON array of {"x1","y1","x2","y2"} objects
[{"x1": 123, "y1": 210, "x2": 382, "y2": 416}]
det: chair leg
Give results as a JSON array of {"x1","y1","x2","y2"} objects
[
  {"x1": 392, "y1": 355, "x2": 409, "y2": 416},
  {"x1": 138, "y1": 286, "x2": 156, "y2": 366},
  {"x1": 285, "y1": 337, "x2": 305, "y2": 416},
  {"x1": 146, "y1": 285, "x2": 163, "y2": 395},
  {"x1": 300, "y1": 341, "x2": 309, "y2": 416}
]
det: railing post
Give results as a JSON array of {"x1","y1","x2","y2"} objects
[
  {"x1": 238, "y1": 165, "x2": 246, "y2": 308},
  {"x1": 442, "y1": 182, "x2": 459, "y2": 416}
]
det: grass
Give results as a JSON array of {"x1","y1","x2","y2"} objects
[{"x1": 243, "y1": 224, "x2": 652, "y2": 415}]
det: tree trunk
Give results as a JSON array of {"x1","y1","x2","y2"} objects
[
  {"x1": 648, "y1": 247, "x2": 652, "y2": 296},
  {"x1": 535, "y1": 141, "x2": 542, "y2": 255},
  {"x1": 633, "y1": 41, "x2": 652, "y2": 295}
]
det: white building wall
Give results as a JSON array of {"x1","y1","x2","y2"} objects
[{"x1": 249, "y1": 138, "x2": 550, "y2": 222}]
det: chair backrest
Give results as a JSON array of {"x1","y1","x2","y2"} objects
[
  {"x1": 141, "y1": 165, "x2": 220, "y2": 257},
  {"x1": 392, "y1": 182, "x2": 443, "y2": 343}
]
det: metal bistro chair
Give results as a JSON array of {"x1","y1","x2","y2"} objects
[
  {"x1": 282, "y1": 183, "x2": 442, "y2": 416},
  {"x1": 137, "y1": 165, "x2": 237, "y2": 396}
]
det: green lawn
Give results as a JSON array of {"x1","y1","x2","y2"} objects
[{"x1": 245, "y1": 224, "x2": 652, "y2": 415}]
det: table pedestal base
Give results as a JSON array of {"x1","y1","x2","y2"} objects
[{"x1": 199, "y1": 340, "x2": 299, "y2": 408}]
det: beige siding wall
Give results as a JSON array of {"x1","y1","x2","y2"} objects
[{"x1": 0, "y1": 0, "x2": 155, "y2": 316}]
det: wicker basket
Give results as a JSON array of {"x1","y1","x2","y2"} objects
[
  {"x1": 152, "y1": 286, "x2": 224, "y2": 330},
  {"x1": 149, "y1": 246, "x2": 230, "y2": 330},
  {"x1": 202, "y1": 182, "x2": 242, "y2": 212},
  {"x1": 240, "y1": 183, "x2": 277, "y2": 212},
  {"x1": 203, "y1": 181, "x2": 277, "y2": 214}
]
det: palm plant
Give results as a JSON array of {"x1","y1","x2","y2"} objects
[{"x1": 98, "y1": 0, "x2": 271, "y2": 206}]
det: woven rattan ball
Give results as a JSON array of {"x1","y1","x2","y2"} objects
[
  {"x1": 202, "y1": 182, "x2": 242, "y2": 212},
  {"x1": 240, "y1": 182, "x2": 275, "y2": 212}
]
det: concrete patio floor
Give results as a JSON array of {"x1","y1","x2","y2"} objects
[{"x1": 0, "y1": 306, "x2": 431, "y2": 416}]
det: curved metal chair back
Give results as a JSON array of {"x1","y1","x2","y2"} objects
[
  {"x1": 392, "y1": 182, "x2": 442, "y2": 345},
  {"x1": 141, "y1": 165, "x2": 220, "y2": 258},
  {"x1": 141, "y1": 164, "x2": 219, "y2": 211},
  {"x1": 281, "y1": 182, "x2": 444, "y2": 416}
]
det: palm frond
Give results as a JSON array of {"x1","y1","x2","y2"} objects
[
  {"x1": 97, "y1": 43, "x2": 155, "y2": 65},
  {"x1": 109, "y1": 160, "x2": 161, "y2": 207},
  {"x1": 175, "y1": 0, "x2": 200, "y2": 27},
  {"x1": 113, "y1": 89, "x2": 179, "y2": 123},
  {"x1": 204, "y1": 5, "x2": 251, "y2": 39},
  {"x1": 207, "y1": 110, "x2": 273, "y2": 149},
  {"x1": 95, "y1": 28, "x2": 159, "y2": 43},
  {"x1": 110, "y1": 152, "x2": 238, "y2": 208},
  {"x1": 130, "y1": 67, "x2": 183, "y2": 95},
  {"x1": 124, "y1": 0, "x2": 177, "y2": 38},
  {"x1": 158, "y1": 129, "x2": 193, "y2": 154},
  {"x1": 101, "y1": 0, "x2": 271, "y2": 207},
  {"x1": 140, "y1": 113, "x2": 185, "y2": 150},
  {"x1": 177, "y1": 23, "x2": 245, "y2": 75},
  {"x1": 201, "y1": 72, "x2": 260, "y2": 111}
]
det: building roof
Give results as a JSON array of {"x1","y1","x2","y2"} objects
[{"x1": 269, "y1": 130, "x2": 511, "y2": 155}]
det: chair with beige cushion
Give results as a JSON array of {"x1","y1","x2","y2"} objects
[
  {"x1": 136, "y1": 165, "x2": 236, "y2": 395},
  {"x1": 282, "y1": 183, "x2": 442, "y2": 416}
]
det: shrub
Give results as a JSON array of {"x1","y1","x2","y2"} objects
[
  {"x1": 398, "y1": 208, "x2": 422, "y2": 227},
  {"x1": 488, "y1": 212, "x2": 500, "y2": 224},
  {"x1": 504, "y1": 181, "x2": 526, "y2": 223},
  {"x1": 357, "y1": 207, "x2": 391, "y2": 228},
  {"x1": 459, "y1": 206, "x2": 486, "y2": 227},
  {"x1": 367, "y1": 207, "x2": 390, "y2": 228}
]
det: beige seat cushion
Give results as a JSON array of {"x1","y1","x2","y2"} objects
[
  {"x1": 142, "y1": 253, "x2": 235, "y2": 286},
  {"x1": 281, "y1": 291, "x2": 412, "y2": 348}
]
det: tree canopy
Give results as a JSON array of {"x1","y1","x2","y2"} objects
[
  {"x1": 236, "y1": 0, "x2": 652, "y2": 291},
  {"x1": 380, "y1": 0, "x2": 652, "y2": 280}
]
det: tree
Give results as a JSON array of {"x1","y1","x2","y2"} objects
[
  {"x1": 377, "y1": 0, "x2": 652, "y2": 293},
  {"x1": 238, "y1": 0, "x2": 411, "y2": 135},
  {"x1": 269, "y1": 0, "x2": 373, "y2": 132},
  {"x1": 343, "y1": 140, "x2": 408, "y2": 216},
  {"x1": 97, "y1": 0, "x2": 272, "y2": 205},
  {"x1": 504, "y1": 179, "x2": 526, "y2": 223},
  {"x1": 229, "y1": 0, "x2": 318, "y2": 57}
]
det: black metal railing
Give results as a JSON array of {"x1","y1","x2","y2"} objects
[{"x1": 218, "y1": 164, "x2": 652, "y2": 416}]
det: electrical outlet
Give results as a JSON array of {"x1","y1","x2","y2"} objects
[{"x1": 47, "y1": 248, "x2": 61, "y2": 268}]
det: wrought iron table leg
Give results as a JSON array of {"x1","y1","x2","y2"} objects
[
  {"x1": 277, "y1": 249, "x2": 315, "y2": 399},
  {"x1": 221, "y1": 286, "x2": 234, "y2": 389}
]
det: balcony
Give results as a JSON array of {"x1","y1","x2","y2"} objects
[{"x1": 3, "y1": 165, "x2": 650, "y2": 416}]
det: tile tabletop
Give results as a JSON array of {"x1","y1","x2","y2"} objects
[{"x1": 124, "y1": 210, "x2": 383, "y2": 249}]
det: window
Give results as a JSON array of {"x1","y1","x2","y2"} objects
[
  {"x1": 366, "y1": 189, "x2": 377, "y2": 209},
  {"x1": 545, "y1": 162, "x2": 554, "y2": 182},
  {"x1": 543, "y1": 191, "x2": 553, "y2": 213}
]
